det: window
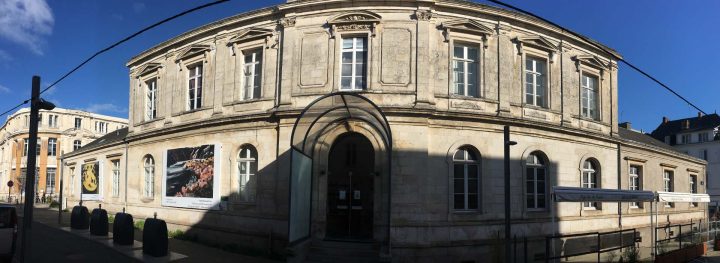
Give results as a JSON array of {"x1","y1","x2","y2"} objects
[
  {"x1": 689, "y1": 174, "x2": 698, "y2": 206},
  {"x1": 23, "y1": 139, "x2": 28, "y2": 156},
  {"x1": 702, "y1": 150, "x2": 708, "y2": 161},
  {"x1": 699, "y1": 133, "x2": 709, "y2": 142},
  {"x1": 48, "y1": 114, "x2": 58, "y2": 128},
  {"x1": 143, "y1": 156, "x2": 155, "y2": 198},
  {"x1": 681, "y1": 134, "x2": 691, "y2": 144},
  {"x1": 46, "y1": 168, "x2": 56, "y2": 194},
  {"x1": 24, "y1": 115, "x2": 28, "y2": 127},
  {"x1": 453, "y1": 146, "x2": 480, "y2": 211},
  {"x1": 47, "y1": 138, "x2": 57, "y2": 157},
  {"x1": 112, "y1": 160, "x2": 120, "y2": 197},
  {"x1": 525, "y1": 152, "x2": 546, "y2": 210},
  {"x1": 69, "y1": 167, "x2": 75, "y2": 195},
  {"x1": 242, "y1": 49, "x2": 262, "y2": 100},
  {"x1": 187, "y1": 64, "x2": 203, "y2": 110},
  {"x1": 340, "y1": 37, "x2": 367, "y2": 91},
  {"x1": 38, "y1": 114, "x2": 42, "y2": 127},
  {"x1": 582, "y1": 159, "x2": 599, "y2": 209},
  {"x1": 525, "y1": 56, "x2": 547, "y2": 107},
  {"x1": 452, "y1": 44, "x2": 479, "y2": 97},
  {"x1": 145, "y1": 78, "x2": 157, "y2": 121},
  {"x1": 663, "y1": 170, "x2": 674, "y2": 207},
  {"x1": 74, "y1": 118, "x2": 82, "y2": 129},
  {"x1": 237, "y1": 145, "x2": 258, "y2": 202},
  {"x1": 73, "y1": 140, "x2": 82, "y2": 151},
  {"x1": 629, "y1": 165, "x2": 642, "y2": 208},
  {"x1": 581, "y1": 74, "x2": 600, "y2": 120},
  {"x1": 35, "y1": 139, "x2": 41, "y2": 156},
  {"x1": 95, "y1": 121, "x2": 107, "y2": 133}
]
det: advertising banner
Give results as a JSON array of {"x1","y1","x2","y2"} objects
[
  {"x1": 81, "y1": 161, "x2": 102, "y2": 200},
  {"x1": 162, "y1": 144, "x2": 221, "y2": 209}
]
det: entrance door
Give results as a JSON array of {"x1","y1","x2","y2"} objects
[{"x1": 326, "y1": 133, "x2": 374, "y2": 240}]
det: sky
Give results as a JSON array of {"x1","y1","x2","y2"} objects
[{"x1": 0, "y1": 0, "x2": 718, "y2": 133}]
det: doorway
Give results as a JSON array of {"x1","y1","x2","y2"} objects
[{"x1": 326, "y1": 132, "x2": 374, "y2": 240}]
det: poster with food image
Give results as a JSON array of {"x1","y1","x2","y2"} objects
[
  {"x1": 162, "y1": 144, "x2": 221, "y2": 210},
  {"x1": 81, "y1": 161, "x2": 102, "y2": 200}
]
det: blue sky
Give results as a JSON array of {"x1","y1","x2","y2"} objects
[{"x1": 0, "y1": 0, "x2": 718, "y2": 133}]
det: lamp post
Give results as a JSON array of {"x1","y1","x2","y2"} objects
[{"x1": 504, "y1": 125, "x2": 517, "y2": 263}]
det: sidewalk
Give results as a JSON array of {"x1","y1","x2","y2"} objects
[{"x1": 20, "y1": 204, "x2": 282, "y2": 263}]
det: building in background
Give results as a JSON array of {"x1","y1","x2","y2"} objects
[
  {"x1": 0, "y1": 108, "x2": 127, "y2": 201},
  {"x1": 651, "y1": 113, "x2": 720, "y2": 207}
]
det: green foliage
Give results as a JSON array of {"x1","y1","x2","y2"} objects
[
  {"x1": 49, "y1": 201, "x2": 60, "y2": 208},
  {"x1": 108, "y1": 214, "x2": 115, "y2": 224},
  {"x1": 605, "y1": 250, "x2": 617, "y2": 263},
  {"x1": 622, "y1": 246, "x2": 640, "y2": 263},
  {"x1": 134, "y1": 219, "x2": 145, "y2": 231}
]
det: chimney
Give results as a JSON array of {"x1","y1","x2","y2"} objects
[
  {"x1": 619, "y1": 122, "x2": 631, "y2": 130},
  {"x1": 663, "y1": 116, "x2": 668, "y2": 124},
  {"x1": 683, "y1": 120, "x2": 690, "y2": 130},
  {"x1": 698, "y1": 112, "x2": 703, "y2": 119}
]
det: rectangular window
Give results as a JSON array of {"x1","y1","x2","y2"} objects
[
  {"x1": 340, "y1": 37, "x2": 367, "y2": 91},
  {"x1": 145, "y1": 78, "x2": 157, "y2": 121},
  {"x1": 690, "y1": 174, "x2": 698, "y2": 207},
  {"x1": 188, "y1": 64, "x2": 203, "y2": 110},
  {"x1": 452, "y1": 44, "x2": 479, "y2": 97},
  {"x1": 703, "y1": 150, "x2": 708, "y2": 161},
  {"x1": 663, "y1": 170, "x2": 674, "y2": 207},
  {"x1": 524, "y1": 56, "x2": 547, "y2": 107},
  {"x1": 38, "y1": 113, "x2": 42, "y2": 127},
  {"x1": 73, "y1": 140, "x2": 81, "y2": 151},
  {"x1": 699, "y1": 133, "x2": 709, "y2": 142},
  {"x1": 581, "y1": 74, "x2": 600, "y2": 120},
  {"x1": 242, "y1": 49, "x2": 262, "y2": 100},
  {"x1": 48, "y1": 114, "x2": 58, "y2": 127},
  {"x1": 629, "y1": 166, "x2": 641, "y2": 208},
  {"x1": 36, "y1": 139, "x2": 41, "y2": 156},
  {"x1": 47, "y1": 138, "x2": 57, "y2": 157},
  {"x1": 453, "y1": 163, "x2": 479, "y2": 210},
  {"x1": 46, "y1": 168, "x2": 56, "y2": 194},
  {"x1": 74, "y1": 118, "x2": 82, "y2": 129},
  {"x1": 69, "y1": 167, "x2": 75, "y2": 195},
  {"x1": 681, "y1": 134, "x2": 691, "y2": 144},
  {"x1": 23, "y1": 139, "x2": 28, "y2": 156},
  {"x1": 112, "y1": 160, "x2": 120, "y2": 197}
]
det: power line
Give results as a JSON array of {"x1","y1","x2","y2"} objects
[
  {"x1": 0, "y1": 0, "x2": 230, "y2": 119},
  {"x1": 487, "y1": 0, "x2": 708, "y2": 115}
]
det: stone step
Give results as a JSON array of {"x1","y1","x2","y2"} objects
[{"x1": 306, "y1": 240, "x2": 380, "y2": 263}]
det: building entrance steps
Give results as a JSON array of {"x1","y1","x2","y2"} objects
[{"x1": 306, "y1": 240, "x2": 380, "y2": 263}]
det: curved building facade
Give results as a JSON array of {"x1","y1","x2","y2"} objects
[{"x1": 62, "y1": 1, "x2": 706, "y2": 261}]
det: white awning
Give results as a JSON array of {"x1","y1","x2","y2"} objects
[
  {"x1": 656, "y1": 191, "x2": 710, "y2": 203},
  {"x1": 552, "y1": 186, "x2": 655, "y2": 202}
]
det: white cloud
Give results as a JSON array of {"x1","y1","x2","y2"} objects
[
  {"x1": 83, "y1": 103, "x2": 127, "y2": 114},
  {"x1": 0, "y1": 0, "x2": 54, "y2": 55},
  {"x1": 0, "y1": 84, "x2": 9, "y2": 93}
]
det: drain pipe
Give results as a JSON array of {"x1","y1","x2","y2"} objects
[{"x1": 123, "y1": 138, "x2": 129, "y2": 210}]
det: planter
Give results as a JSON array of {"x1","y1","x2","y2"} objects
[{"x1": 655, "y1": 243, "x2": 706, "y2": 263}]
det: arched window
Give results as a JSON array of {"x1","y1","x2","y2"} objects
[
  {"x1": 526, "y1": 152, "x2": 547, "y2": 210},
  {"x1": 453, "y1": 146, "x2": 480, "y2": 211},
  {"x1": 581, "y1": 159, "x2": 600, "y2": 209},
  {"x1": 237, "y1": 145, "x2": 258, "y2": 202},
  {"x1": 144, "y1": 155, "x2": 155, "y2": 198}
]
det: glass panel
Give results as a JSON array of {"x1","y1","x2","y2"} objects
[
  {"x1": 525, "y1": 57, "x2": 534, "y2": 71},
  {"x1": 342, "y1": 52, "x2": 353, "y2": 63},
  {"x1": 526, "y1": 197, "x2": 534, "y2": 208},
  {"x1": 537, "y1": 196, "x2": 545, "y2": 208},
  {"x1": 466, "y1": 150, "x2": 477, "y2": 161},
  {"x1": 355, "y1": 63, "x2": 364, "y2": 76},
  {"x1": 454, "y1": 194, "x2": 464, "y2": 209},
  {"x1": 467, "y1": 46, "x2": 478, "y2": 61},
  {"x1": 468, "y1": 165, "x2": 478, "y2": 179},
  {"x1": 341, "y1": 77, "x2": 352, "y2": 89},
  {"x1": 537, "y1": 168, "x2": 545, "y2": 180},
  {"x1": 356, "y1": 51, "x2": 365, "y2": 64},
  {"x1": 454, "y1": 179, "x2": 464, "y2": 194},
  {"x1": 453, "y1": 46, "x2": 464, "y2": 59},
  {"x1": 454, "y1": 164, "x2": 464, "y2": 179},
  {"x1": 354, "y1": 77, "x2": 364, "y2": 90},
  {"x1": 537, "y1": 182, "x2": 545, "y2": 193},
  {"x1": 536, "y1": 59, "x2": 546, "y2": 75},
  {"x1": 467, "y1": 62, "x2": 478, "y2": 97},
  {"x1": 342, "y1": 38, "x2": 353, "y2": 49},
  {"x1": 467, "y1": 179, "x2": 478, "y2": 193},
  {"x1": 341, "y1": 65, "x2": 352, "y2": 76},
  {"x1": 526, "y1": 181, "x2": 534, "y2": 194},
  {"x1": 467, "y1": 194, "x2": 478, "y2": 209},
  {"x1": 355, "y1": 37, "x2": 365, "y2": 49},
  {"x1": 453, "y1": 149, "x2": 466, "y2": 160}
]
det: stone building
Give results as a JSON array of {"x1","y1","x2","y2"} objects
[
  {"x1": 61, "y1": 0, "x2": 707, "y2": 262},
  {"x1": 651, "y1": 114, "x2": 720, "y2": 206},
  {"x1": 0, "y1": 107, "x2": 127, "y2": 200}
]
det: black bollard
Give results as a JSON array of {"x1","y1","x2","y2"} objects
[
  {"x1": 89, "y1": 204, "x2": 108, "y2": 236},
  {"x1": 70, "y1": 205, "x2": 89, "y2": 230},
  {"x1": 142, "y1": 215, "x2": 168, "y2": 257},
  {"x1": 113, "y1": 211, "x2": 134, "y2": 245}
]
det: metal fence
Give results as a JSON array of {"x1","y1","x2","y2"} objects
[
  {"x1": 655, "y1": 221, "x2": 705, "y2": 255},
  {"x1": 544, "y1": 228, "x2": 637, "y2": 263}
]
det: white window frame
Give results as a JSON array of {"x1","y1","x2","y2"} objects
[
  {"x1": 452, "y1": 43, "x2": 480, "y2": 97},
  {"x1": 74, "y1": 118, "x2": 82, "y2": 129},
  {"x1": 699, "y1": 132, "x2": 709, "y2": 142},
  {"x1": 46, "y1": 168, "x2": 56, "y2": 194},
  {"x1": 23, "y1": 138, "x2": 29, "y2": 156},
  {"x1": 73, "y1": 140, "x2": 82, "y2": 151},
  {"x1": 143, "y1": 156, "x2": 155, "y2": 198},
  {"x1": 681, "y1": 134, "x2": 691, "y2": 144},
  {"x1": 237, "y1": 145, "x2": 258, "y2": 202},
  {"x1": 582, "y1": 160, "x2": 599, "y2": 209},
  {"x1": 525, "y1": 152, "x2": 547, "y2": 211},
  {"x1": 453, "y1": 147, "x2": 480, "y2": 211},
  {"x1": 339, "y1": 36, "x2": 367, "y2": 91},
  {"x1": 690, "y1": 174, "x2": 698, "y2": 207},
  {"x1": 187, "y1": 63, "x2": 203, "y2": 110},
  {"x1": 112, "y1": 160, "x2": 120, "y2": 197},
  {"x1": 581, "y1": 73, "x2": 600, "y2": 120},
  {"x1": 524, "y1": 56, "x2": 548, "y2": 107},
  {"x1": 663, "y1": 170, "x2": 674, "y2": 207},
  {"x1": 69, "y1": 167, "x2": 75, "y2": 195},
  {"x1": 241, "y1": 49, "x2": 262, "y2": 100},
  {"x1": 145, "y1": 78, "x2": 157, "y2": 121},
  {"x1": 47, "y1": 138, "x2": 57, "y2": 157},
  {"x1": 629, "y1": 165, "x2": 641, "y2": 208}
]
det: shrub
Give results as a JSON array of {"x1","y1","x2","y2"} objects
[
  {"x1": 108, "y1": 214, "x2": 115, "y2": 224},
  {"x1": 49, "y1": 201, "x2": 60, "y2": 208},
  {"x1": 134, "y1": 219, "x2": 145, "y2": 231}
]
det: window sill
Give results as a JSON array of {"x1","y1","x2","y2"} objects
[
  {"x1": 140, "y1": 197, "x2": 155, "y2": 203},
  {"x1": 223, "y1": 97, "x2": 273, "y2": 107},
  {"x1": 136, "y1": 117, "x2": 165, "y2": 126},
  {"x1": 173, "y1": 107, "x2": 210, "y2": 117},
  {"x1": 448, "y1": 94, "x2": 497, "y2": 103},
  {"x1": 452, "y1": 210, "x2": 482, "y2": 214},
  {"x1": 577, "y1": 116, "x2": 604, "y2": 124}
]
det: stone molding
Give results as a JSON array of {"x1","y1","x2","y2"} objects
[
  {"x1": 327, "y1": 11, "x2": 381, "y2": 38},
  {"x1": 514, "y1": 35, "x2": 558, "y2": 62},
  {"x1": 440, "y1": 19, "x2": 493, "y2": 47},
  {"x1": 278, "y1": 16, "x2": 296, "y2": 28},
  {"x1": 414, "y1": 10, "x2": 433, "y2": 21}
]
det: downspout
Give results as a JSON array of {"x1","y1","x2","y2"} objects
[
  {"x1": 617, "y1": 143, "x2": 622, "y2": 248},
  {"x1": 123, "y1": 138, "x2": 129, "y2": 210}
]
